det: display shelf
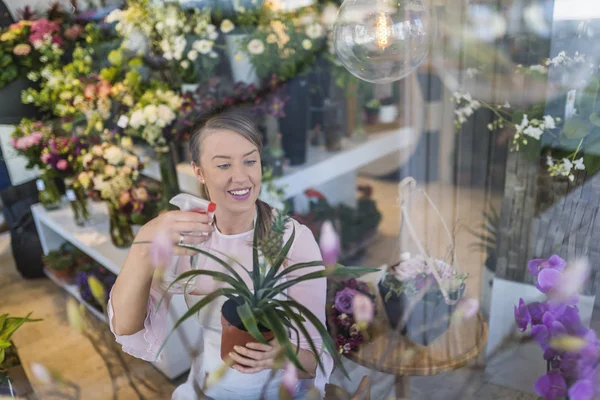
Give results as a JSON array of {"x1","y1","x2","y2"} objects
[
  {"x1": 143, "y1": 127, "x2": 414, "y2": 199},
  {"x1": 44, "y1": 268, "x2": 107, "y2": 323},
  {"x1": 31, "y1": 201, "x2": 200, "y2": 380}
]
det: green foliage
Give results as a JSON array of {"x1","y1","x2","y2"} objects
[
  {"x1": 159, "y1": 219, "x2": 377, "y2": 375},
  {"x1": 0, "y1": 312, "x2": 42, "y2": 370},
  {"x1": 467, "y1": 205, "x2": 500, "y2": 268}
]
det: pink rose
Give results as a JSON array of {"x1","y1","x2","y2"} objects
[
  {"x1": 31, "y1": 132, "x2": 43, "y2": 144},
  {"x1": 56, "y1": 159, "x2": 68, "y2": 170},
  {"x1": 22, "y1": 135, "x2": 35, "y2": 149}
]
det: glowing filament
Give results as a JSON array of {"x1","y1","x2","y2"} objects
[{"x1": 376, "y1": 12, "x2": 390, "y2": 49}]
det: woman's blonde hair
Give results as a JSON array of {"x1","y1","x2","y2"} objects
[{"x1": 189, "y1": 109, "x2": 273, "y2": 240}]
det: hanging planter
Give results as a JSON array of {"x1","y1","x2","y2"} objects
[
  {"x1": 220, "y1": 298, "x2": 274, "y2": 363},
  {"x1": 107, "y1": 202, "x2": 134, "y2": 248},
  {"x1": 64, "y1": 178, "x2": 91, "y2": 227},
  {"x1": 156, "y1": 145, "x2": 180, "y2": 209},
  {"x1": 378, "y1": 270, "x2": 465, "y2": 346},
  {"x1": 36, "y1": 173, "x2": 62, "y2": 211}
]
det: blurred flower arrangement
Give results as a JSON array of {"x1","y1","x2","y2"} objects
[
  {"x1": 106, "y1": 1, "x2": 226, "y2": 86},
  {"x1": 380, "y1": 254, "x2": 469, "y2": 301},
  {"x1": 123, "y1": 86, "x2": 183, "y2": 147},
  {"x1": 77, "y1": 139, "x2": 144, "y2": 205},
  {"x1": 331, "y1": 278, "x2": 376, "y2": 355},
  {"x1": 238, "y1": 8, "x2": 327, "y2": 81},
  {"x1": 10, "y1": 119, "x2": 53, "y2": 170},
  {"x1": 42, "y1": 135, "x2": 88, "y2": 178},
  {"x1": 454, "y1": 51, "x2": 600, "y2": 181},
  {"x1": 514, "y1": 255, "x2": 597, "y2": 400},
  {"x1": 0, "y1": 4, "x2": 85, "y2": 89}
]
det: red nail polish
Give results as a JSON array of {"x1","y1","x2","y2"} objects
[{"x1": 208, "y1": 202, "x2": 216, "y2": 212}]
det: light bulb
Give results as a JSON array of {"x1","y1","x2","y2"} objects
[{"x1": 333, "y1": 0, "x2": 432, "y2": 84}]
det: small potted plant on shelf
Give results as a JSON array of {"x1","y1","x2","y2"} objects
[
  {"x1": 43, "y1": 248, "x2": 76, "y2": 282},
  {"x1": 378, "y1": 97, "x2": 398, "y2": 124},
  {"x1": 364, "y1": 99, "x2": 380, "y2": 125},
  {"x1": 159, "y1": 211, "x2": 377, "y2": 374},
  {"x1": 0, "y1": 312, "x2": 41, "y2": 396},
  {"x1": 378, "y1": 253, "x2": 469, "y2": 346}
]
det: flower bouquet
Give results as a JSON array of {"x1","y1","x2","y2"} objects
[
  {"x1": 514, "y1": 255, "x2": 598, "y2": 400},
  {"x1": 77, "y1": 139, "x2": 144, "y2": 247},
  {"x1": 10, "y1": 119, "x2": 62, "y2": 209},
  {"x1": 0, "y1": 3, "x2": 85, "y2": 90},
  {"x1": 330, "y1": 278, "x2": 376, "y2": 355},
  {"x1": 76, "y1": 262, "x2": 117, "y2": 313}
]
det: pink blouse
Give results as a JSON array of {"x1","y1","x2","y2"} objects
[{"x1": 107, "y1": 217, "x2": 333, "y2": 398}]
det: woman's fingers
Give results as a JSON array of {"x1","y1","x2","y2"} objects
[
  {"x1": 245, "y1": 342, "x2": 274, "y2": 352},
  {"x1": 173, "y1": 221, "x2": 214, "y2": 236},
  {"x1": 228, "y1": 351, "x2": 258, "y2": 367},
  {"x1": 233, "y1": 345, "x2": 265, "y2": 361},
  {"x1": 170, "y1": 211, "x2": 213, "y2": 224}
]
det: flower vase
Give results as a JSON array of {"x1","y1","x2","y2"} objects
[
  {"x1": 36, "y1": 173, "x2": 62, "y2": 210},
  {"x1": 378, "y1": 273, "x2": 465, "y2": 346},
  {"x1": 107, "y1": 202, "x2": 134, "y2": 248},
  {"x1": 156, "y1": 145, "x2": 180, "y2": 209},
  {"x1": 225, "y1": 33, "x2": 260, "y2": 87},
  {"x1": 64, "y1": 178, "x2": 90, "y2": 227}
]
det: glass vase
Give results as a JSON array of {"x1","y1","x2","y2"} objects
[
  {"x1": 156, "y1": 145, "x2": 180, "y2": 210},
  {"x1": 65, "y1": 178, "x2": 91, "y2": 227},
  {"x1": 107, "y1": 202, "x2": 134, "y2": 248},
  {"x1": 36, "y1": 173, "x2": 62, "y2": 210}
]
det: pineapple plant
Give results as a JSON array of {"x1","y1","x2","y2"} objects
[{"x1": 258, "y1": 207, "x2": 289, "y2": 267}]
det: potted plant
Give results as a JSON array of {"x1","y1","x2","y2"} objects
[
  {"x1": 378, "y1": 253, "x2": 469, "y2": 346},
  {"x1": 378, "y1": 97, "x2": 398, "y2": 124},
  {"x1": 43, "y1": 248, "x2": 76, "y2": 282},
  {"x1": 0, "y1": 312, "x2": 41, "y2": 396},
  {"x1": 159, "y1": 211, "x2": 377, "y2": 373},
  {"x1": 364, "y1": 99, "x2": 380, "y2": 125}
]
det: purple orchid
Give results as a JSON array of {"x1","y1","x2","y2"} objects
[
  {"x1": 527, "y1": 301, "x2": 549, "y2": 325},
  {"x1": 534, "y1": 371, "x2": 567, "y2": 400},
  {"x1": 568, "y1": 379, "x2": 594, "y2": 400},
  {"x1": 528, "y1": 255, "x2": 567, "y2": 276},
  {"x1": 536, "y1": 268, "x2": 562, "y2": 293},
  {"x1": 514, "y1": 298, "x2": 531, "y2": 332}
]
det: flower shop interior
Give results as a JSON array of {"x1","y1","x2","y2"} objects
[{"x1": 1, "y1": 0, "x2": 600, "y2": 399}]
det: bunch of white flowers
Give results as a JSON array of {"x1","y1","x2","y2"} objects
[
  {"x1": 452, "y1": 91, "x2": 481, "y2": 124},
  {"x1": 547, "y1": 155, "x2": 585, "y2": 182},
  {"x1": 511, "y1": 114, "x2": 559, "y2": 150}
]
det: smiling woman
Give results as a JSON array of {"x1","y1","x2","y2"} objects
[{"x1": 108, "y1": 109, "x2": 333, "y2": 400}]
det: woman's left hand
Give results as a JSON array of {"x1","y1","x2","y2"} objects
[{"x1": 229, "y1": 339, "x2": 281, "y2": 374}]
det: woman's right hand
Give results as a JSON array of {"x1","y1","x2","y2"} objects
[{"x1": 135, "y1": 210, "x2": 215, "y2": 256}]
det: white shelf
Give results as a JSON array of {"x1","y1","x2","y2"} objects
[
  {"x1": 31, "y1": 201, "x2": 129, "y2": 275},
  {"x1": 143, "y1": 127, "x2": 415, "y2": 198},
  {"x1": 44, "y1": 268, "x2": 107, "y2": 323}
]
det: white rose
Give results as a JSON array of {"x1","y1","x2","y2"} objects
[
  {"x1": 92, "y1": 145, "x2": 104, "y2": 156},
  {"x1": 206, "y1": 24, "x2": 216, "y2": 34},
  {"x1": 208, "y1": 31, "x2": 219, "y2": 40},
  {"x1": 302, "y1": 39, "x2": 313, "y2": 50},
  {"x1": 188, "y1": 50, "x2": 199, "y2": 61},
  {"x1": 306, "y1": 23, "x2": 324, "y2": 39},
  {"x1": 125, "y1": 155, "x2": 139, "y2": 168},
  {"x1": 220, "y1": 19, "x2": 235, "y2": 34},
  {"x1": 156, "y1": 105, "x2": 176, "y2": 127},
  {"x1": 92, "y1": 176, "x2": 106, "y2": 192},
  {"x1": 129, "y1": 109, "x2": 145, "y2": 129},
  {"x1": 104, "y1": 146, "x2": 123, "y2": 165},
  {"x1": 321, "y1": 4, "x2": 339, "y2": 26},
  {"x1": 143, "y1": 105, "x2": 158, "y2": 124},
  {"x1": 193, "y1": 39, "x2": 213, "y2": 55},
  {"x1": 82, "y1": 153, "x2": 93, "y2": 166},
  {"x1": 181, "y1": 60, "x2": 190, "y2": 69},
  {"x1": 247, "y1": 39, "x2": 265, "y2": 55}
]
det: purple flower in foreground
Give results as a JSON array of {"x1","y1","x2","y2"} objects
[
  {"x1": 281, "y1": 362, "x2": 298, "y2": 395},
  {"x1": 319, "y1": 221, "x2": 340, "y2": 266},
  {"x1": 528, "y1": 255, "x2": 566, "y2": 277},
  {"x1": 536, "y1": 268, "x2": 562, "y2": 293},
  {"x1": 150, "y1": 230, "x2": 172, "y2": 268},
  {"x1": 334, "y1": 287, "x2": 359, "y2": 314},
  {"x1": 534, "y1": 371, "x2": 567, "y2": 400},
  {"x1": 568, "y1": 379, "x2": 594, "y2": 400},
  {"x1": 514, "y1": 298, "x2": 530, "y2": 331},
  {"x1": 551, "y1": 258, "x2": 589, "y2": 302},
  {"x1": 353, "y1": 294, "x2": 374, "y2": 323},
  {"x1": 527, "y1": 301, "x2": 549, "y2": 325}
]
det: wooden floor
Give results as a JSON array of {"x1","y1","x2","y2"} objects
[{"x1": 0, "y1": 178, "x2": 498, "y2": 399}]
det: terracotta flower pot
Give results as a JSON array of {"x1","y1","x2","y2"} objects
[
  {"x1": 220, "y1": 299, "x2": 274, "y2": 364},
  {"x1": 48, "y1": 266, "x2": 75, "y2": 282}
]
